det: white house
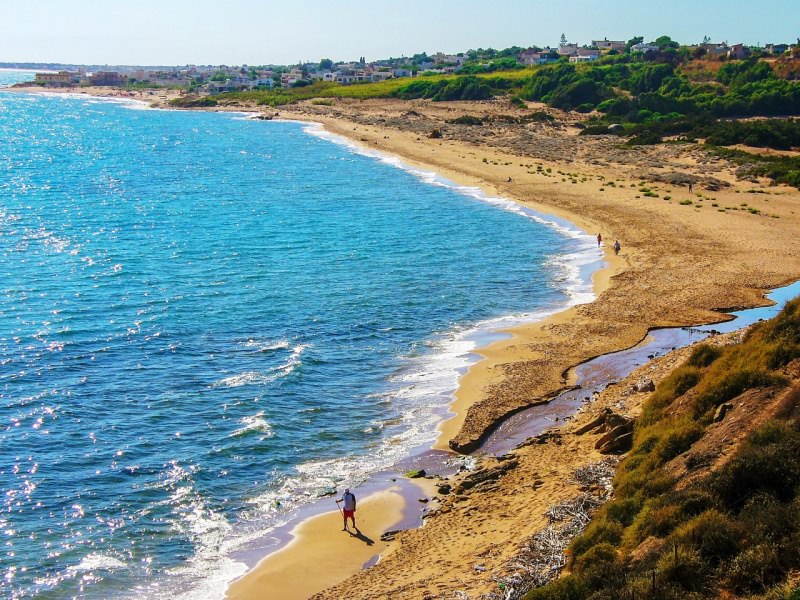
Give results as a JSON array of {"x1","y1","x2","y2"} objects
[
  {"x1": 631, "y1": 42, "x2": 659, "y2": 54},
  {"x1": 569, "y1": 48, "x2": 601, "y2": 63},
  {"x1": 253, "y1": 78, "x2": 273, "y2": 89},
  {"x1": 727, "y1": 43, "x2": 750, "y2": 60},
  {"x1": 432, "y1": 52, "x2": 463, "y2": 65},
  {"x1": 369, "y1": 71, "x2": 393, "y2": 82}
]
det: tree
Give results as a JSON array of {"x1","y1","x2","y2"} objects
[
  {"x1": 319, "y1": 58, "x2": 333, "y2": 70},
  {"x1": 654, "y1": 35, "x2": 679, "y2": 50},
  {"x1": 626, "y1": 36, "x2": 644, "y2": 53}
]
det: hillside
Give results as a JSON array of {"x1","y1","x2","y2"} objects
[{"x1": 526, "y1": 299, "x2": 800, "y2": 600}]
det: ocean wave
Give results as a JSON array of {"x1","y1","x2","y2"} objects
[
  {"x1": 68, "y1": 553, "x2": 127, "y2": 573},
  {"x1": 239, "y1": 338, "x2": 291, "y2": 353},
  {"x1": 210, "y1": 343, "x2": 308, "y2": 388},
  {"x1": 229, "y1": 412, "x2": 274, "y2": 439}
]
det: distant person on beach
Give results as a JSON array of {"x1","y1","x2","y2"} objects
[
  {"x1": 597, "y1": 233, "x2": 602, "y2": 247},
  {"x1": 688, "y1": 182, "x2": 693, "y2": 194},
  {"x1": 336, "y1": 489, "x2": 357, "y2": 531},
  {"x1": 614, "y1": 240, "x2": 621, "y2": 255}
]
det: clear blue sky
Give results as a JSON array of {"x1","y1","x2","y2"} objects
[{"x1": 2, "y1": 0, "x2": 798, "y2": 65}]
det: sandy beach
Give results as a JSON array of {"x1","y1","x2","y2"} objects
[
  {"x1": 225, "y1": 489, "x2": 405, "y2": 600},
  {"x1": 222, "y1": 97, "x2": 800, "y2": 599},
  {"x1": 11, "y1": 86, "x2": 800, "y2": 598}
]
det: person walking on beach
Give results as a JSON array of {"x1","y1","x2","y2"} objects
[
  {"x1": 614, "y1": 240, "x2": 621, "y2": 255},
  {"x1": 336, "y1": 488, "x2": 357, "y2": 531},
  {"x1": 597, "y1": 233, "x2": 602, "y2": 247}
]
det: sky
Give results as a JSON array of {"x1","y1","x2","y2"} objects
[{"x1": 2, "y1": 0, "x2": 798, "y2": 66}]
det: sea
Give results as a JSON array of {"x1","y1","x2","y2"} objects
[{"x1": 0, "y1": 69, "x2": 601, "y2": 599}]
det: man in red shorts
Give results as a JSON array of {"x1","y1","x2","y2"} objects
[{"x1": 336, "y1": 488, "x2": 357, "y2": 531}]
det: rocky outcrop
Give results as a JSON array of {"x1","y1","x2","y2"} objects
[
  {"x1": 453, "y1": 459, "x2": 518, "y2": 494},
  {"x1": 633, "y1": 377, "x2": 655, "y2": 393},
  {"x1": 713, "y1": 402, "x2": 734, "y2": 423},
  {"x1": 574, "y1": 408, "x2": 635, "y2": 454}
]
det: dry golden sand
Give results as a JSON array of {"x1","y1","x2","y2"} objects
[
  {"x1": 9, "y1": 85, "x2": 183, "y2": 105},
  {"x1": 15, "y1": 88, "x2": 800, "y2": 598}
]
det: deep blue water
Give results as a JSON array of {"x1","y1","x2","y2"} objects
[{"x1": 0, "y1": 70, "x2": 599, "y2": 598}]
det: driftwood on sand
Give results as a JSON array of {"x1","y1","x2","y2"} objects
[{"x1": 479, "y1": 458, "x2": 619, "y2": 600}]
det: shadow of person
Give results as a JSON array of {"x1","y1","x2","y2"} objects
[{"x1": 348, "y1": 528, "x2": 374, "y2": 546}]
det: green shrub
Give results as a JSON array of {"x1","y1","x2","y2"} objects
[
  {"x1": 727, "y1": 544, "x2": 785, "y2": 593},
  {"x1": 446, "y1": 115, "x2": 484, "y2": 125},
  {"x1": 527, "y1": 110, "x2": 555, "y2": 122},
  {"x1": 627, "y1": 130, "x2": 663, "y2": 145},
  {"x1": 640, "y1": 366, "x2": 701, "y2": 425},
  {"x1": 656, "y1": 545, "x2": 707, "y2": 591},
  {"x1": 604, "y1": 496, "x2": 642, "y2": 527},
  {"x1": 170, "y1": 95, "x2": 218, "y2": 107},
  {"x1": 626, "y1": 501, "x2": 684, "y2": 544},
  {"x1": 686, "y1": 344, "x2": 722, "y2": 368},
  {"x1": 677, "y1": 489, "x2": 716, "y2": 517},
  {"x1": 523, "y1": 575, "x2": 586, "y2": 600},
  {"x1": 573, "y1": 543, "x2": 624, "y2": 588},
  {"x1": 708, "y1": 422, "x2": 800, "y2": 509},
  {"x1": 569, "y1": 516, "x2": 623, "y2": 560},
  {"x1": 672, "y1": 509, "x2": 741, "y2": 563},
  {"x1": 655, "y1": 418, "x2": 704, "y2": 463},
  {"x1": 693, "y1": 368, "x2": 783, "y2": 418}
]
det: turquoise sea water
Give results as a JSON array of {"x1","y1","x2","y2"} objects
[{"x1": 0, "y1": 70, "x2": 599, "y2": 598}]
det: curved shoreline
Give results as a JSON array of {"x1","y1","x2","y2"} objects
[
  {"x1": 9, "y1": 86, "x2": 800, "y2": 599},
  {"x1": 219, "y1": 104, "x2": 796, "y2": 597},
  {"x1": 253, "y1": 100, "x2": 800, "y2": 598},
  {"x1": 217, "y1": 117, "x2": 617, "y2": 599}
]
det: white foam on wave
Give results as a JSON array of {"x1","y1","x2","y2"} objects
[
  {"x1": 140, "y1": 461, "x2": 251, "y2": 600},
  {"x1": 69, "y1": 553, "x2": 126, "y2": 573},
  {"x1": 229, "y1": 412, "x2": 274, "y2": 439},
  {"x1": 22, "y1": 90, "x2": 153, "y2": 111},
  {"x1": 240, "y1": 338, "x2": 291, "y2": 353},
  {"x1": 211, "y1": 343, "x2": 308, "y2": 388}
]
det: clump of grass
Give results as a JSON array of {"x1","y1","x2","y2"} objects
[{"x1": 446, "y1": 114, "x2": 483, "y2": 125}]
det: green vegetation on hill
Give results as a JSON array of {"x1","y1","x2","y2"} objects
[
  {"x1": 170, "y1": 40, "x2": 800, "y2": 188},
  {"x1": 524, "y1": 299, "x2": 800, "y2": 600}
]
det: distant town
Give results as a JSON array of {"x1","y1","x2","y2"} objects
[{"x1": 5, "y1": 35, "x2": 799, "y2": 96}]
